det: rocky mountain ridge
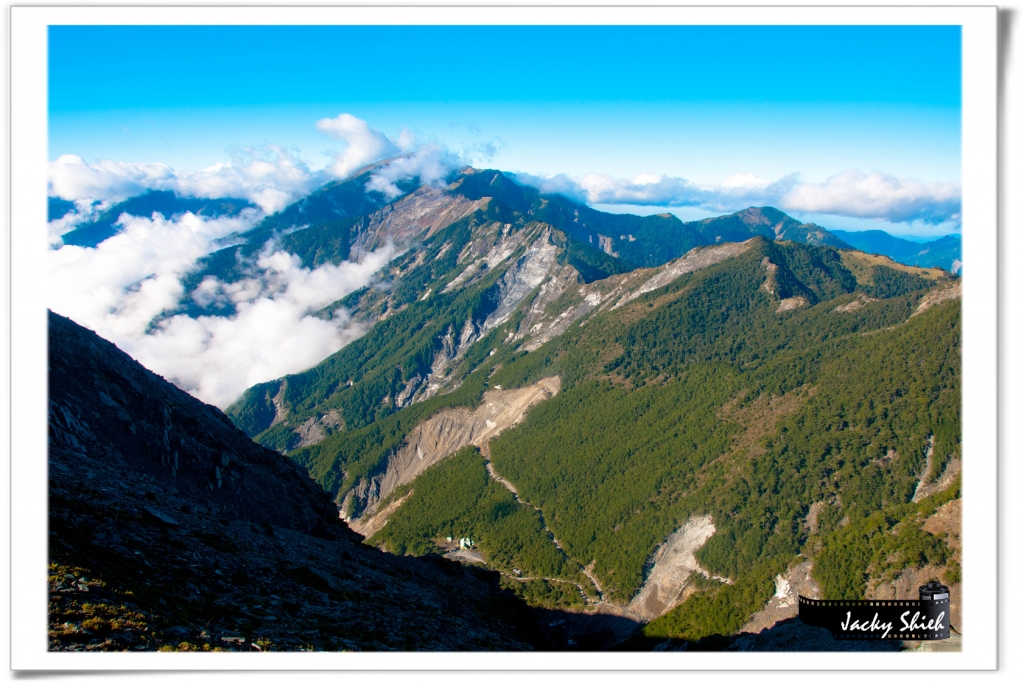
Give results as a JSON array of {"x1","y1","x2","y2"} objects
[
  {"x1": 49, "y1": 310, "x2": 634, "y2": 651},
  {"x1": 221, "y1": 171, "x2": 889, "y2": 454}
]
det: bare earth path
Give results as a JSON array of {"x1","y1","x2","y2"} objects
[{"x1": 479, "y1": 441, "x2": 608, "y2": 603}]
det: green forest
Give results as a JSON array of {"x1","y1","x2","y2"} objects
[
  {"x1": 221, "y1": 211, "x2": 960, "y2": 639},
  {"x1": 368, "y1": 447, "x2": 587, "y2": 600},
  {"x1": 485, "y1": 241, "x2": 958, "y2": 632}
]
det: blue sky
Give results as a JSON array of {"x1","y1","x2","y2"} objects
[{"x1": 48, "y1": 24, "x2": 963, "y2": 235}]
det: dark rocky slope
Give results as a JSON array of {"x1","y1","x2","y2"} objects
[{"x1": 48, "y1": 310, "x2": 629, "y2": 651}]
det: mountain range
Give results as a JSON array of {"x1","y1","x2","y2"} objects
[
  {"x1": 830, "y1": 229, "x2": 961, "y2": 273},
  {"x1": 51, "y1": 166, "x2": 961, "y2": 274},
  {"x1": 54, "y1": 190, "x2": 255, "y2": 248},
  {"x1": 47, "y1": 162, "x2": 963, "y2": 649}
]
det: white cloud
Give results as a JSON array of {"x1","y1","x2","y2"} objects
[
  {"x1": 512, "y1": 171, "x2": 726, "y2": 209},
  {"x1": 396, "y1": 129, "x2": 418, "y2": 151},
  {"x1": 174, "y1": 146, "x2": 319, "y2": 213},
  {"x1": 46, "y1": 113, "x2": 470, "y2": 407},
  {"x1": 513, "y1": 168, "x2": 960, "y2": 225},
  {"x1": 48, "y1": 208, "x2": 396, "y2": 408},
  {"x1": 50, "y1": 114, "x2": 469, "y2": 220},
  {"x1": 316, "y1": 113, "x2": 399, "y2": 179},
  {"x1": 779, "y1": 170, "x2": 962, "y2": 225},
  {"x1": 365, "y1": 145, "x2": 461, "y2": 199},
  {"x1": 510, "y1": 173, "x2": 586, "y2": 202},
  {"x1": 43, "y1": 112, "x2": 499, "y2": 417},
  {"x1": 122, "y1": 243, "x2": 397, "y2": 409},
  {"x1": 49, "y1": 211, "x2": 256, "y2": 339},
  {"x1": 47, "y1": 199, "x2": 107, "y2": 246},
  {"x1": 316, "y1": 115, "x2": 463, "y2": 195},
  {"x1": 48, "y1": 146, "x2": 319, "y2": 214},
  {"x1": 48, "y1": 154, "x2": 175, "y2": 205},
  {"x1": 632, "y1": 173, "x2": 663, "y2": 186}
]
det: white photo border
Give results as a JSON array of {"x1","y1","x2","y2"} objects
[{"x1": 8, "y1": 3, "x2": 999, "y2": 671}]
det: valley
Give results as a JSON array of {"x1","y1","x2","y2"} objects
[{"x1": 48, "y1": 164, "x2": 963, "y2": 650}]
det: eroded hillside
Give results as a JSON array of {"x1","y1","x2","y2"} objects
[
  {"x1": 346, "y1": 376, "x2": 561, "y2": 528},
  {"x1": 203, "y1": 168, "x2": 961, "y2": 645}
]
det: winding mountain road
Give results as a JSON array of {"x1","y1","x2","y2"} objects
[{"x1": 479, "y1": 441, "x2": 607, "y2": 604}]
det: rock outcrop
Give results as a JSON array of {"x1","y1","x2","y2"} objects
[
  {"x1": 628, "y1": 516, "x2": 718, "y2": 621},
  {"x1": 347, "y1": 376, "x2": 561, "y2": 528},
  {"x1": 47, "y1": 311, "x2": 569, "y2": 652}
]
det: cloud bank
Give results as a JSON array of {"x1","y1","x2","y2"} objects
[
  {"x1": 779, "y1": 170, "x2": 961, "y2": 225},
  {"x1": 513, "y1": 169, "x2": 961, "y2": 226},
  {"x1": 49, "y1": 113, "x2": 467, "y2": 217},
  {"x1": 45, "y1": 147, "x2": 314, "y2": 242},
  {"x1": 49, "y1": 147, "x2": 319, "y2": 214},
  {"x1": 46, "y1": 114, "x2": 470, "y2": 408},
  {"x1": 48, "y1": 208, "x2": 397, "y2": 408}
]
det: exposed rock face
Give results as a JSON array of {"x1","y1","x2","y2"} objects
[
  {"x1": 483, "y1": 232, "x2": 559, "y2": 332},
  {"x1": 833, "y1": 294, "x2": 878, "y2": 313},
  {"x1": 350, "y1": 184, "x2": 488, "y2": 255},
  {"x1": 46, "y1": 311, "x2": 577, "y2": 652},
  {"x1": 739, "y1": 559, "x2": 821, "y2": 634},
  {"x1": 628, "y1": 516, "x2": 718, "y2": 621},
  {"x1": 776, "y1": 295, "x2": 809, "y2": 313},
  {"x1": 597, "y1": 234, "x2": 617, "y2": 256},
  {"x1": 614, "y1": 240, "x2": 755, "y2": 309},
  {"x1": 515, "y1": 240, "x2": 755, "y2": 352},
  {"x1": 442, "y1": 222, "x2": 532, "y2": 295},
  {"x1": 350, "y1": 490, "x2": 415, "y2": 539},
  {"x1": 348, "y1": 376, "x2": 561, "y2": 524},
  {"x1": 294, "y1": 410, "x2": 343, "y2": 448},
  {"x1": 912, "y1": 436, "x2": 961, "y2": 503},
  {"x1": 411, "y1": 229, "x2": 561, "y2": 405},
  {"x1": 49, "y1": 311, "x2": 345, "y2": 536},
  {"x1": 912, "y1": 280, "x2": 962, "y2": 317},
  {"x1": 761, "y1": 257, "x2": 780, "y2": 298}
]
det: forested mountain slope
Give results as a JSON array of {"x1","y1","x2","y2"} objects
[
  {"x1": 222, "y1": 205, "x2": 960, "y2": 638},
  {"x1": 222, "y1": 168, "x2": 858, "y2": 452}
]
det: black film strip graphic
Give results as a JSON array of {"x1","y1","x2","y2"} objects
[{"x1": 798, "y1": 581, "x2": 951, "y2": 640}]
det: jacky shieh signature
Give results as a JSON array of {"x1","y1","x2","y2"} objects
[{"x1": 840, "y1": 609, "x2": 946, "y2": 639}]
